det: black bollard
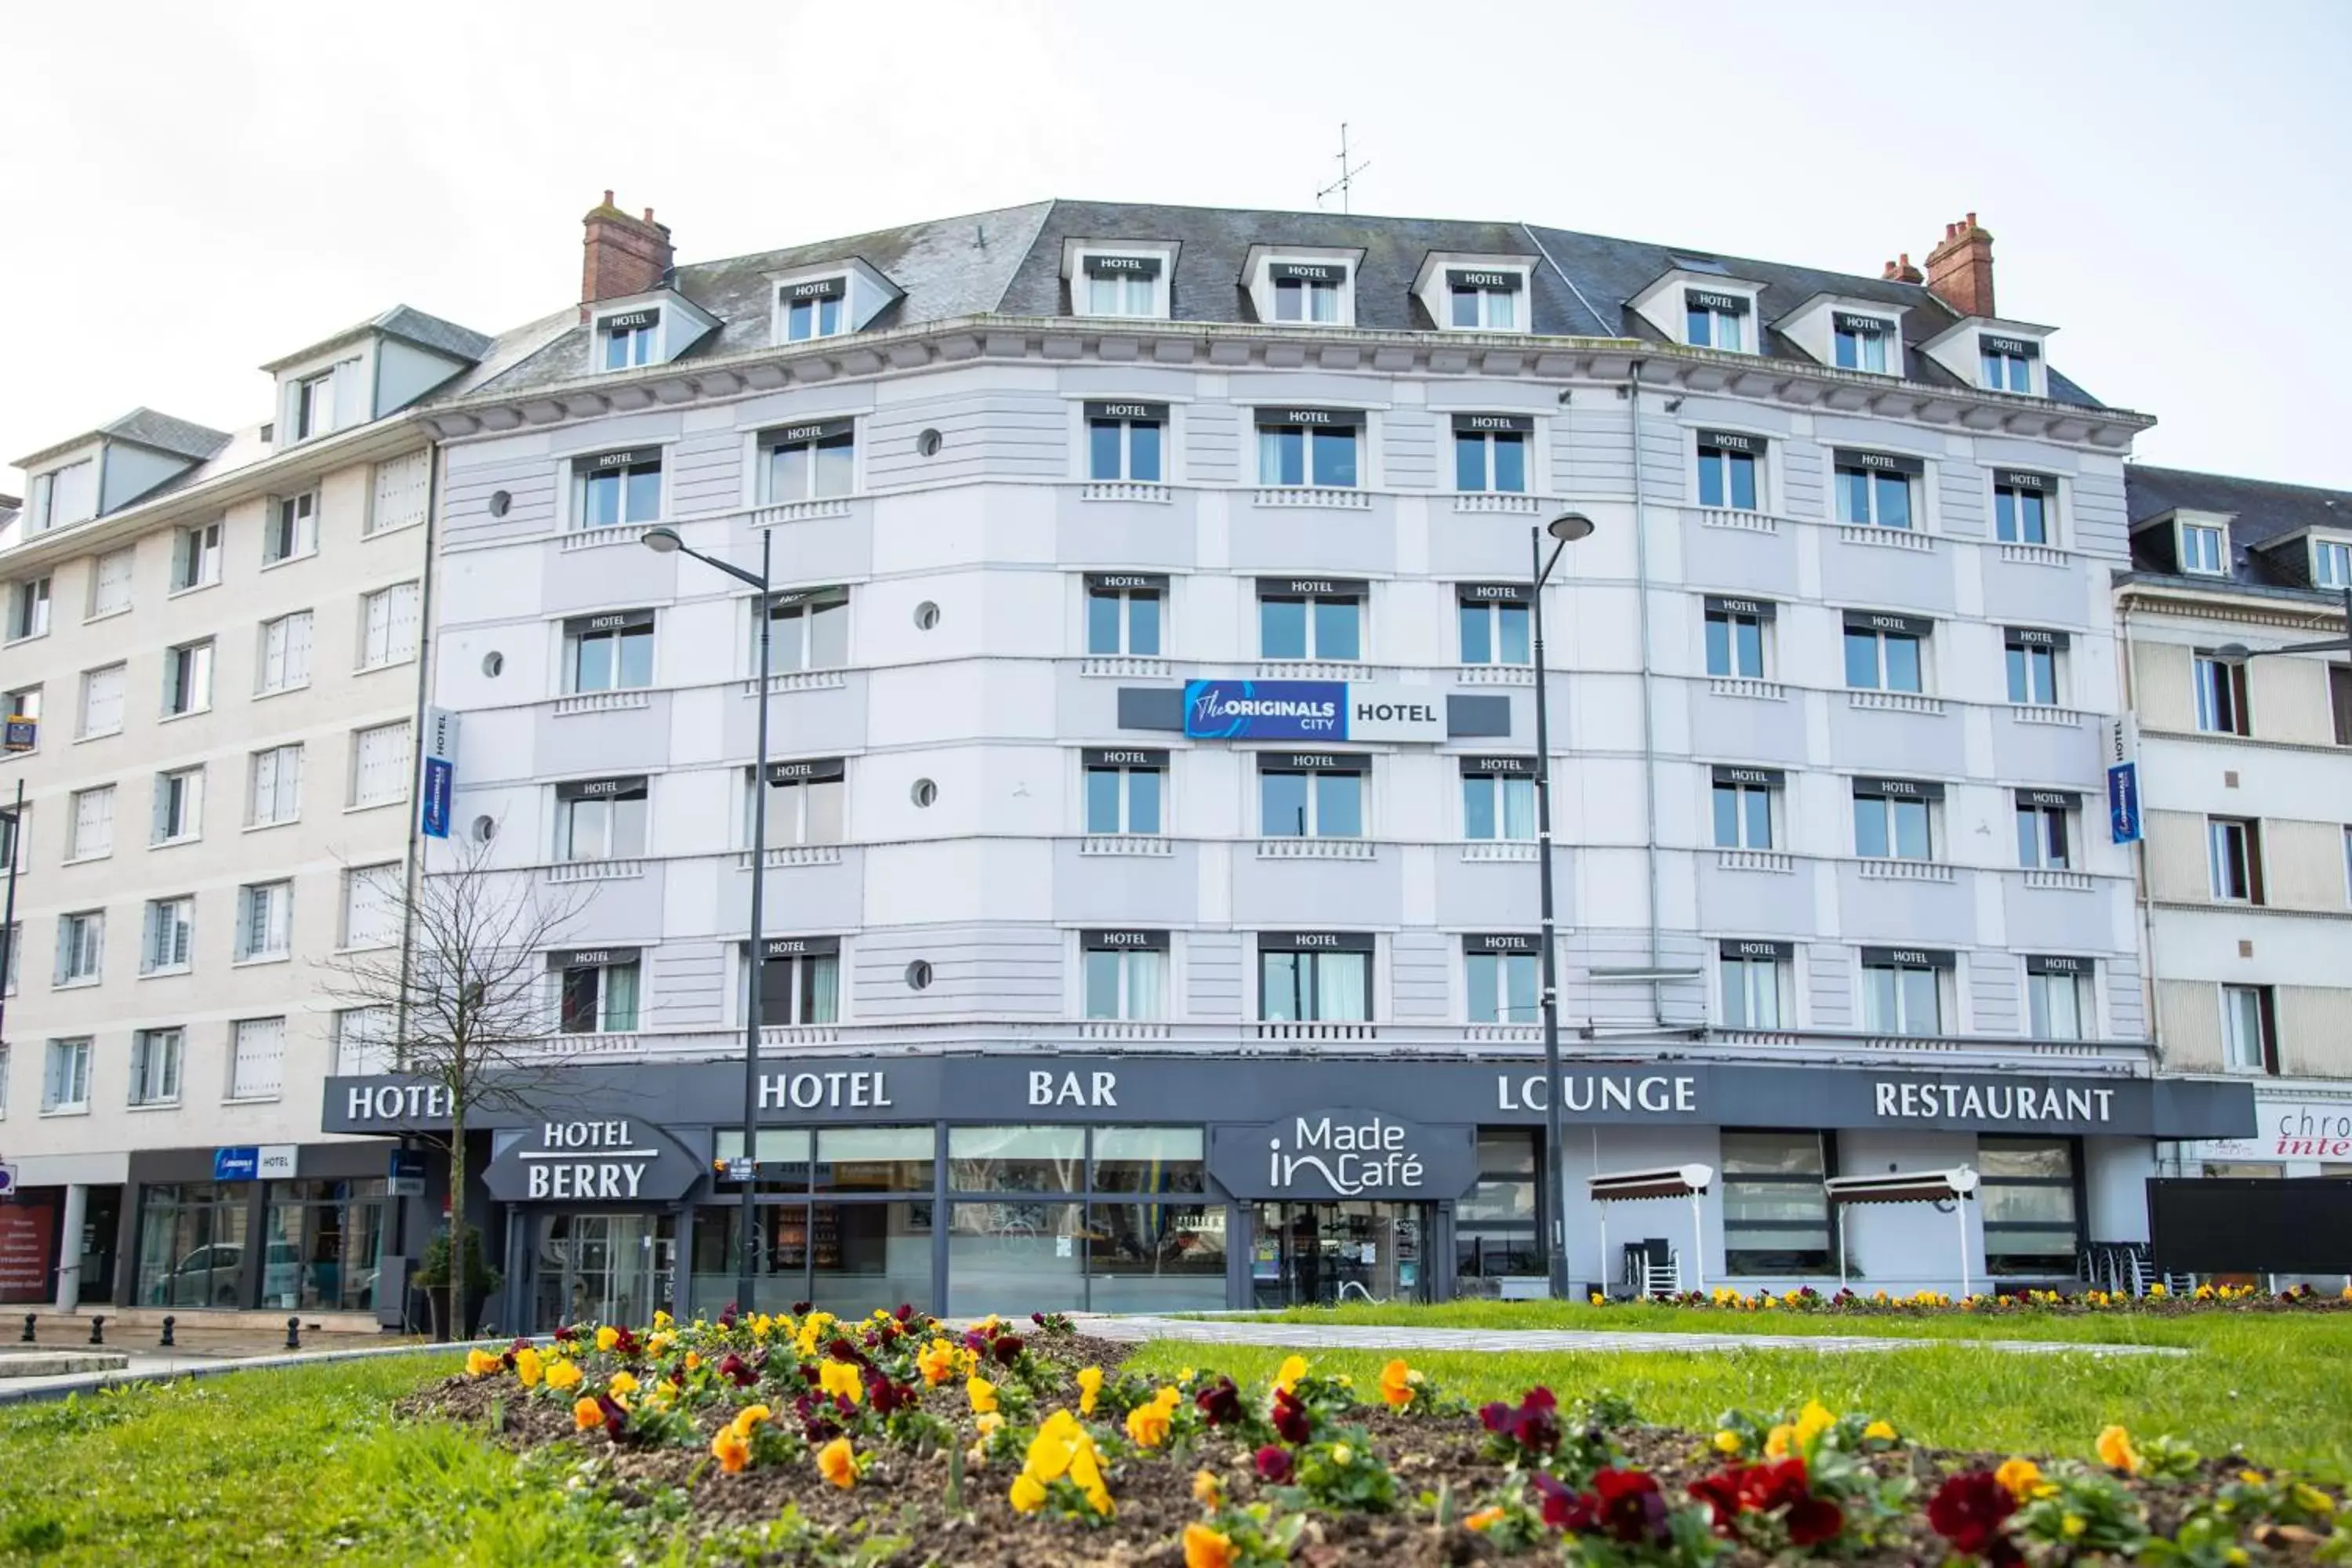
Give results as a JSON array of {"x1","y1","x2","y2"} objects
[
  {"x1": 160, "y1": 1316, "x2": 176, "y2": 1348},
  {"x1": 19, "y1": 1313, "x2": 33, "y2": 1343},
  {"x1": 285, "y1": 1316, "x2": 301, "y2": 1351},
  {"x1": 89, "y1": 1316, "x2": 104, "y2": 1345}
]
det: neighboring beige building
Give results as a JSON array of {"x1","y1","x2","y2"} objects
[{"x1": 2122, "y1": 466, "x2": 2352, "y2": 1180}]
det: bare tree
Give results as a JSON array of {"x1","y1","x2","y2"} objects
[{"x1": 325, "y1": 833, "x2": 586, "y2": 1339}]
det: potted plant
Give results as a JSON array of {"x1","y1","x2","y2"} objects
[{"x1": 416, "y1": 1225, "x2": 502, "y2": 1341}]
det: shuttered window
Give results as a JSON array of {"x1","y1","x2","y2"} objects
[
  {"x1": 250, "y1": 745, "x2": 303, "y2": 826},
  {"x1": 229, "y1": 1017, "x2": 288, "y2": 1100},
  {"x1": 359, "y1": 583, "x2": 419, "y2": 668},
  {"x1": 69, "y1": 786, "x2": 114, "y2": 859},
  {"x1": 258, "y1": 612, "x2": 313, "y2": 693},
  {"x1": 89, "y1": 548, "x2": 134, "y2": 617},
  {"x1": 80, "y1": 663, "x2": 125, "y2": 736},
  {"x1": 343, "y1": 863, "x2": 401, "y2": 949},
  {"x1": 334, "y1": 1007, "x2": 394, "y2": 1074},
  {"x1": 350, "y1": 722, "x2": 412, "y2": 808},
  {"x1": 368, "y1": 449, "x2": 430, "y2": 535}
]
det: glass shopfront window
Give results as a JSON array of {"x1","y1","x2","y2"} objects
[
  {"x1": 691, "y1": 1127, "x2": 935, "y2": 1318},
  {"x1": 949, "y1": 1200, "x2": 1087, "y2": 1316},
  {"x1": 260, "y1": 1178, "x2": 390, "y2": 1312},
  {"x1": 818, "y1": 1127, "x2": 935, "y2": 1194},
  {"x1": 1455, "y1": 1129, "x2": 1541, "y2": 1292},
  {"x1": 136, "y1": 1182, "x2": 253, "y2": 1308},
  {"x1": 1722, "y1": 1131, "x2": 1833, "y2": 1276},
  {"x1": 949, "y1": 1125, "x2": 1085, "y2": 1193},
  {"x1": 1979, "y1": 1135, "x2": 2082, "y2": 1278}
]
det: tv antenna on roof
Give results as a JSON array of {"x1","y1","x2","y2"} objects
[{"x1": 1316, "y1": 123, "x2": 1370, "y2": 215}]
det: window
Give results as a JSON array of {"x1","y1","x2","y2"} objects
[
  {"x1": 163, "y1": 640, "x2": 214, "y2": 715},
  {"x1": 140, "y1": 898, "x2": 194, "y2": 975},
  {"x1": 1704, "y1": 597, "x2": 1771, "y2": 678},
  {"x1": 296, "y1": 369, "x2": 337, "y2": 439},
  {"x1": 230, "y1": 1018, "x2": 288, "y2": 1100},
  {"x1": 333, "y1": 1007, "x2": 393, "y2": 1075},
  {"x1": 1721, "y1": 1131, "x2": 1831, "y2": 1275},
  {"x1": 2014, "y1": 790, "x2": 2074, "y2": 870},
  {"x1": 1853, "y1": 778, "x2": 1937, "y2": 861},
  {"x1": 779, "y1": 277, "x2": 848, "y2": 341},
  {"x1": 762, "y1": 419, "x2": 855, "y2": 502},
  {"x1": 1719, "y1": 940, "x2": 1789, "y2": 1029},
  {"x1": 1085, "y1": 575, "x2": 1163, "y2": 655},
  {"x1": 359, "y1": 583, "x2": 420, "y2": 669},
  {"x1": 2337, "y1": 666, "x2": 2352, "y2": 746},
  {"x1": 30, "y1": 459, "x2": 95, "y2": 532},
  {"x1": 1994, "y1": 471, "x2": 2053, "y2": 545},
  {"x1": 1085, "y1": 401, "x2": 1166, "y2": 481},
  {"x1": 135, "y1": 1181, "x2": 254, "y2": 1307},
  {"x1": 1697, "y1": 431, "x2": 1761, "y2": 511},
  {"x1": 256, "y1": 612, "x2": 313, "y2": 695},
  {"x1": 2, "y1": 926, "x2": 16, "y2": 998},
  {"x1": 129, "y1": 1029, "x2": 183, "y2": 1106},
  {"x1": 1860, "y1": 946, "x2": 1949, "y2": 1036},
  {"x1": 171, "y1": 523, "x2": 223, "y2": 592},
  {"x1": 341, "y1": 865, "x2": 400, "y2": 949},
  {"x1": 563, "y1": 610, "x2": 655, "y2": 692},
  {"x1": 42, "y1": 1038, "x2": 92, "y2": 1112},
  {"x1": 1980, "y1": 336, "x2": 2038, "y2": 394},
  {"x1": 1832, "y1": 451, "x2": 1920, "y2": 528},
  {"x1": 2005, "y1": 627, "x2": 2065, "y2": 706},
  {"x1": 55, "y1": 911, "x2": 103, "y2": 985},
  {"x1": 0, "y1": 1043, "x2": 7, "y2": 1111},
  {"x1": 1457, "y1": 584, "x2": 1530, "y2": 666},
  {"x1": 79, "y1": 663, "x2": 126, "y2": 738},
  {"x1": 1684, "y1": 289, "x2": 1749, "y2": 351},
  {"x1": 1082, "y1": 931, "x2": 1167, "y2": 1021},
  {"x1": 89, "y1": 547, "x2": 134, "y2": 618},
  {"x1": 1079, "y1": 255, "x2": 1163, "y2": 317},
  {"x1": 1082, "y1": 750, "x2": 1163, "y2": 836},
  {"x1": 1, "y1": 806, "x2": 20, "y2": 877},
  {"x1": 574, "y1": 448, "x2": 662, "y2": 529},
  {"x1": 599, "y1": 308, "x2": 658, "y2": 369},
  {"x1": 1258, "y1": 754, "x2": 1364, "y2": 838},
  {"x1": 249, "y1": 744, "x2": 303, "y2": 826},
  {"x1": 1460, "y1": 757, "x2": 1536, "y2": 841},
  {"x1": 2025, "y1": 956, "x2": 2090, "y2": 1040},
  {"x1": 557, "y1": 949, "x2": 642, "y2": 1033},
  {"x1": 68, "y1": 786, "x2": 115, "y2": 861},
  {"x1": 266, "y1": 493, "x2": 318, "y2": 563},
  {"x1": 1258, "y1": 579, "x2": 1363, "y2": 661},
  {"x1": 7, "y1": 577, "x2": 50, "y2": 640},
  {"x1": 1711, "y1": 767, "x2": 1780, "y2": 850},
  {"x1": 1254, "y1": 409, "x2": 1360, "y2": 488},
  {"x1": 749, "y1": 936, "x2": 841, "y2": 1025},
  {"x1": 1463, "y1": 935, "x2": 1539, "y2": 1023},
  {"x1": 757, "y1": 587, "x2": 850, "y2": 672},
  {"x1": 350, "y1": 721, "x2": 412, "y2": 808},
  {"x1": 2179, "y1": 521, "x2": 2227, "y2": 575},
  {"x1": 1258, "y1": 935, "x2": 1372, "y2": 1022},
  {"x1": 1452, "y1": 415, "x2": 1529, "y2": 492},
  {"x1": 1456, "y1": 1129, "x2": 1541, "y2": 1284},
  {"x1": 2221, "y1": 984, "x2": 2275, "y2": 1074},
  {"x1": 2192, "y1": 652, "x2": 2250, "y2": 735},
  {"x1": 2207, "y1": 816, "x2": 2263, "y2": 903},
  {"x1": 1269, "y1": 262, "x2": 1345, "y2": 324},
  {"x1": 368, "y1": 448, "x2": 430, "y2": 536},
  {"x1": 1978, "y1": 1136, "x2": 2080, "y2": 1277},
  {"x1": 4, "y1": 685, "x2": 38, "y2": 743},
  {"x1": 152, "y1": 767, "x2": 204, "y2": 844},
  {"x1": 236, "y1": 880, "x2": 293, "y2": 961},
  {"x1": 747, "y1": 758, "x2": 848, "y2": 848},
  {"x1": 2315, "y1": 539, "x2": 2352, "y2": 591},
  {"x1": 1832, "y1": 312, "x2": 1892, "y2": 373},
  {"x1": 1842, "y1": 612, "x2": 1926, "y2": 692},
  {"x1": 1446, "y1": 269, "x2": 1521, "y2": 330},
  {"x1": 557, "y1": 776, "x2": 649, "y2": 861}
]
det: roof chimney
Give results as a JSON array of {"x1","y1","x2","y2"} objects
[
  {"x1": 580, "y1": 191, "x2": 673, "y2": 318},
  {"x1": 1922, "y1": 212, "x2": 1994, "y2": 318},
  {"x1": 1881, "y1": 252, "x2": 1923, "y2": 284}
]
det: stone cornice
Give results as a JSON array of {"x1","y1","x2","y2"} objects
[{"x1": 2114, "y1": 572, "x2": 2349, "y2": 633}]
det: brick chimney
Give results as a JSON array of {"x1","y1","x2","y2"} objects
[
  {"x1": 1922, "y1": 212, "x2": 1994, "y2": 318},
  {"x1": 1880, "y1": 252, "x2": 1923, "y2": 284},
  {"x1": 580, "y1": 191, "x2": 673, "y2": 317}
]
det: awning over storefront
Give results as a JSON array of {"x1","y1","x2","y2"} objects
[
  {"x1": 1589, "y1": 1164, "x2": 1714, "y2": 1294},
  {"x1": 1824, "y1": 1167, "x2": 1980, "y2": 1295}
]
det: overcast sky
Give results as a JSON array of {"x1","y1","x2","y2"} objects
[{"x1": 5, "y1": 1, "x2": 2346, "y2": 489}]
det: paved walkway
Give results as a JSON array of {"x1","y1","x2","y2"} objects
[{"x1": 1076, "y1": 1316, "x2": 2187, "y2": 1357}]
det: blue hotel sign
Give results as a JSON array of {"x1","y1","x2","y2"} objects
[{"x1": 1183, "y1": 680, "x2": 1446, "y2": 743}]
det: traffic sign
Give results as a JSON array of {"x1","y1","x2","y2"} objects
[{"x1": 0, "y1": 1163, "x2": 18, "y2": 1197}]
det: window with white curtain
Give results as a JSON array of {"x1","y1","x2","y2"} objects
[
  {"x1": 229, "y1": 1017, "x2": 288, "y2": 1099},
  {"x1": 68, "y1": 786, "x2": 115, "y2": 860},
  {"x1": 171, "y1": 522, "x2": 223, "y2": 592},
  {"x1": 162, "y1": 641, "x2": 214, "y2": 715},
  {"x1": 235, "y1": 881, "x2": 292, "y2": 961},
  {"x1": 55, "y1": 912, "x2": 104, "y2": 984},
  {"x1": 1860, "y1": 948, "x2": 1950, "y2": 1036},
  {"x1": 1461, "y1": 761, "x2": 1536, "y2": 841},
  {"x1": 1258, "y1": 936, "x2": 1372, "y2": 1022},
  {"x1": 31, "y1": 459, "x2": 95, "y2": 532},
  {"x1": 249, "y1": 745, "x2": 303, "y2": 826},
  {"x1": 750, "y1": 938, "x2": 840, "y2": 1025},
  {"x1": 2222, "y1": 985, "x2": 2273, "y2": 1074},
  {"x1": 88, "y1": 548, "x2": 134, "y2": 618},
  {"x1": 257, "y1": 612, "x2": 312, "y2": 694},
  {"x1": 359, "y1": 582, "x2": 420, "y2": 668},
  {"x1": 42, "y1": 1038, "x2": 92, "y2": 1112},
  {"x1": 2025, "y1": 956, "x2": 2090, "y2": 1040},
  {"x1": 1082, "y1": 934, "x2": 1166, "y2": 1021},
  {"x1": 342, "y1": 863, "x2": 401, "y2": 949},
  {"x1": 6, "y1": 577, "x2": 49, "y2": 640},
  {"x1": 350, "y1": 722, "x2": 412, "y2": 808},
  {"x1": 1719, "y1": 941, "x2": 1790, "y2": 1029},
  {"x1": 1464, "y1": 937, "x2": 1540, "y2": 1023},
  {"x1": 152, "y1": 767, "x2": 205, "y2": 844},
  {"x1": 79, "y1": 662, "x2": 126, "y2": 737},
  {"x1": 744, "y1": 763, "x2": 848, "y2": 848},
  {"x1": 129, "y1": 1029, "x2": 183, "y2": 1105},
  {"x1": 141, "y1": 898, "x2": 194, "y2": 974},
  {"x1": 267, "y1": 493, "x2": 319, "y2": 563}
]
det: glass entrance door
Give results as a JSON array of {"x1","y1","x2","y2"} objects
[
  {"x1": 531, "y1": 1213, "x2": 677, "y2": 1330},
  {"x1": 1249, "y1": 1202, "x2": 1428, "y2": 1308}
]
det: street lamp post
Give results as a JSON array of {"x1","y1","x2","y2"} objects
[
  {"x1": 1532, "y1": 511, "x2": 1596, "y2": 1300},
  {"x1": 643, "y1": 524, "x2": 772, "y2": 1315},
  {"x1": 0, "y1": 780, "x2": 22, "y2": 1049}
]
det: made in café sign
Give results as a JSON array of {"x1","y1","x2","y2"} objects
[
  {"x1": 1207, "y1": 1110, "x2": 1477, "y2": 1201},
  {"x1": 486, "y1": 1119, "x2": 702, "y2": 1203}
]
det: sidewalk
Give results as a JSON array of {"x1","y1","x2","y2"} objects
[
  {"x1": 1075, "y1": 1315, "x2": 2190, "y2": 1358},
  {"x1": 0, "y1": 1320, "x2": 446, "y2": 1403}
]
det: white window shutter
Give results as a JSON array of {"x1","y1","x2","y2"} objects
[
  {"x1": 389, "y1": 582, "x2": 419, "y2": 660},
  {"x1": 287, "y1": 612, "x2": 313, "y2": 685},
  {"x1": 231, "y1": 1017, "x2": 287, "y2": 1099},
  {"x1": 369, "y1": 450, "x2": 430, "y2": 535},
  {"x1": 332, "y1": 358, "x2": 368, "y2": 430}
]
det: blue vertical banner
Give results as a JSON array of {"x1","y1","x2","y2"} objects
[
  {"x1": 421, "y1": 707, "x2": 461, "y2": 840},
  {"x1": 2107, "y1": 762, "x2": 2142, "y2": 845}
]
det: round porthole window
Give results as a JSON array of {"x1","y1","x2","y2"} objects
[
  {"x1": 913, "y1": 601, "x2": 941, "y2": 630},
  {"x1": 488, "y1": 490, "x2": 512, "y2": 517},
  {"x1": 910, "y1": 779, "x2": 938, "y2": 808},
  {"x1": 471, "y1": 815, "x2": 497, "y2": 843},
  {"x1": 481, "y1": 651, "x2": 505, "y2": 678},
  {"x1": 915, "y1": 428, "x2": 943, "y2": 457},
  {"x1": 905, "y1": 960, "x2": 934, "y2": 991}
]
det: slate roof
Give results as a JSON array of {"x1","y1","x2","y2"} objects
[
  {"x1": 2125, "y1": 464, "x2": 2352, "y2": 590},
  {"x1": 450, "y1": 199, "x2": 2107, "y2": 408},
  {"x1": 16, "y1": 406, "x2": 235, "y2": 470},
  {"x1": 261, "y1": 304, "x2": 494, "y2": 372}
]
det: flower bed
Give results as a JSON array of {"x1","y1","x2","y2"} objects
[
  {"x1": 1594, "y1": 1283, "x2": 2352, "y2": 1316},
  {"x1": 410, "y1": 1305, "x2": 2349, "y2": 1564}
]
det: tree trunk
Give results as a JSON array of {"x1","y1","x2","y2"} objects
[{"x1": 444, "y1": 1102, "x2": 466, "y2": 1344}]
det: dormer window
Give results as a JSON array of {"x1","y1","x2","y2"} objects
[
  {"x1": 2179, "y1": 518, "x2": 2228, "y2": 575},
  {"x1": 599, "y1": 308, "x2": 659, "y2": 370},
  {"x1": 1832, "y1": 312, "x2": 1895, "y2": 374},
  {"x1": 781, "y1": 278, "x2": 848, "y2": 342},
  {"x1": 1079, "y1": 253, "x2": 1165, "y2": 318},
  {"x1": 29, "y1": 459, "x2": 94, "y2": 533},
  {"x1": 573, "y1": 447, "x2": 663, "y2": 531},
  {"x1": 1272, "y1": 262, "x2": 1346, "y2": 325},
  {"x1": 296, "y1": 371, "x2": 336, "y2": 439},
  {"x1": 1685, "y1": 289, "x2": 1751, "y2": 352},
  {"x1": 1446, "y1": 269, "x2": 1521, "y2": 330},
  {"x1": 1980, "y1": 332, "x2": 2039, "y2": 394},
  {"x1": 2312, "y1": 537, "x2": 2350, "y2": 591}
]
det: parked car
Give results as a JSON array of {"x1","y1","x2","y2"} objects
[{"x1": 157, "y1": 1240, "x2": 303, "y2": 1307}]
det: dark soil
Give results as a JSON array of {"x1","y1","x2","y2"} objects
[{"x1": 399, "y1": 1332, "x2": 2340, "y2": 1565}]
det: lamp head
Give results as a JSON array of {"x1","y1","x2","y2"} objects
[
  {"x1": 2211, "y1": 642, "x2": 2253, "y2": 666},
  {"x1": 640, "y1": 526, "x2": 684, "y2": 554},
  {"x1": 1546, "y1": 512, "x2": 1596, "y2": 543}
]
